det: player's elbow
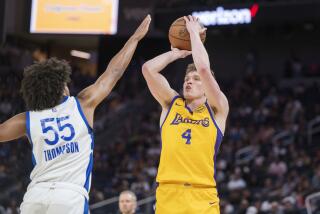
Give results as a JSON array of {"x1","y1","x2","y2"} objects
[
  {"x1": 197, "y1": 65, "x2": 211, "y2": 75},
  {"x1": 142, "y1": 63, "x2": 151, "y2": 76}
]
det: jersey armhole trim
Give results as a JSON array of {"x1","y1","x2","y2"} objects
[
  {"x1": 26, "y1": 111, "x2": 31, "y2": 143},
  {"x1": 206, "y1": 102, "x2": 224, "y2": 184},
  {"x1": 160, "y1": 95, "x2": 180, "y2": 130},
  {"x1": 205, "y1": 102, "x2": 224, "y2": 137},
  {"x1": 26, "y1": 111, "x2": 37, "y2": 166},
  {"x1": 74, "y1": 97, "x2": 93, "y2": 133}
]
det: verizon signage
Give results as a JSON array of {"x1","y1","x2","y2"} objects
[{"x1": 192, "y1": 4, "x2": 259, "y2": 26}]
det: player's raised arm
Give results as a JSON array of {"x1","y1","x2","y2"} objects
[
  {"x1": 142, "y1": 48, "x2": 191, "y2": 108},
  {"x1": 185, "y1": 16, "x2": 229, "y2": 131},
  {"x1": 77, "y1": 15, "x2": 151, "y2": 110},
  {"x1": 0, "y1": 113, "x2": 26, "y2": 143}
]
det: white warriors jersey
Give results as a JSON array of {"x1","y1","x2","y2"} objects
[{"x1": 26, "y1": 96, "x2": 94, "y2": 192}]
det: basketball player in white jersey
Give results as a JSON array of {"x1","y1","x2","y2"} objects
[{"x1": 0, "y1": 15, "x2": 151, "y2": 214}]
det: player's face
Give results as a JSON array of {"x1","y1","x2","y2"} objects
[
  {"x1": 183, "y1": 71, "x2": 205, "y2": 100},
  {"x1": 119, "y1": 193, "x2": 136, "y2": 214}
]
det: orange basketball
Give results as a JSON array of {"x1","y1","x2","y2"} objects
[{"x1": 168, "y1": 17, "x2": 206, "y2": 51}]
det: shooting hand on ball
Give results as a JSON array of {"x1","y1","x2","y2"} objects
[{"x1": 184, "y1": 16, "x2": 207, "y2": 36}]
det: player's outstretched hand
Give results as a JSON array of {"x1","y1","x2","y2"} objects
[
  {"x1": 184, "y1": 15, "x2": 206, "y2": 35},
  {"x1": 171, "y1": 46, "x2": 192, "y2": 59},
  {"x1": 132, "y1": 14, "x2": 151, "y2": 41}
]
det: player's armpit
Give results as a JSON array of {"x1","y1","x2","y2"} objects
[
  {"x1": 208, "y1": 91, "x2": 229, "y2": 134},
  {"x1": 0, "y1": 113, "x2": 26, "y2": 143},
  {"x1": 210, "y1": 91, "x2": 229, "y2": 116}
]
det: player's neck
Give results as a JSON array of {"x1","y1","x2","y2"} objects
[{"x1": 185, "y1": 96, "x2": 206, "y2": 111}]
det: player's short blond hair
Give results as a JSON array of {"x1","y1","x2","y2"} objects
[
  {"x1": 185, "y1": 63, "x2": 215, "y2": 77},
  {"x1": 119, "y1": 190, "x2": 137, "y2": 202}
]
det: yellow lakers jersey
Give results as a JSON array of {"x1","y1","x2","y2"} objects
[{"x1": 156, "y1": 96, "x2": 223, "y2": 187}]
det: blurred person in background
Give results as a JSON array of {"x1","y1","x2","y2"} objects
[{"x1": 119, "y1": 190, "x2": 137, "y2": 214}]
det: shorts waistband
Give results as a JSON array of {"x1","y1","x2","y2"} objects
[
  {"x1": 28, "y1": 182, "x2": 89, "y2": 200},
  {"x1": 158, "y1": 182, "x2": 217, "y2": 189}
]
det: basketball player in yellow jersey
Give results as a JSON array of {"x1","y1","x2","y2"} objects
[{"x1": 142, "y1": 16, "x2": 229, "y2": 214}]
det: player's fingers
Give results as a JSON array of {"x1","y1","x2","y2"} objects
[
  {"x1": 183, "y1": 16, "x2": 189, "y2": 23},
  {"x1": 145, "y1": 14, "x2": 151, "y2": 24},
  {"x1": 139, "y1": 17, "x2": 151, "y2": 35},
  {"x1": 193, "y1": 16, "x2": 198, "y2": 22},
  {"x1": 140, "y1": 14, "x2": 151, "y2": 28},
  {"x1": 143, "y1": 15, "x2": 151, "y2": 27},
  {"x1": 188, "y1": 15, "x2": 193, "y2": 22},
  {"x1": 171, "y1": 46, "x2": 180, "y2": 51},
  {"x1": 144, "y1": 14, "x2": 151, "y2": 22}
]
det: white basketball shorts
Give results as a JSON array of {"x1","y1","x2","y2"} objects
[{"x1": 20, "y1": 182, "x2": 89, "y2": 214}]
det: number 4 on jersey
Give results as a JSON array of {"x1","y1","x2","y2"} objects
[{"x1": 181, "y1": 129, "x2": 192, "y2": 145}]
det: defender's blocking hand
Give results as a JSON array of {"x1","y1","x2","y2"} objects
[{"x1": 132, "y1": 15, "x2": 151, "y2": 41}]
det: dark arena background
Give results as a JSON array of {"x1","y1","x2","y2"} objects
[{"x1": 1, "y1": 0, "x2": 320, "y2": 213}]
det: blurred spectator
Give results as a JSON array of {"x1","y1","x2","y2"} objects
[
  {"x1": 312, "y1": 166, "x2": 320, "y2": 190},
  {"x1": 282, "y1": 196, "x2": 298, "y2": 214},
  {"x1": 131, "y1": 175, "x2": 151, "y2": 196},
  {"x1": 227, "y1": 171, "x2": 247, "y2": 191},
  {"x1": 268, "y1": 157, "x2": 288, "y2": 177},
  {"x1": 119, "y1": 190, "x2": 137, "y2": 214}
]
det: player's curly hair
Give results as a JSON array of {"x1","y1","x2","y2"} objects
[{"x1": 21, "y1": 58, "x2": 72, "y2": 111}]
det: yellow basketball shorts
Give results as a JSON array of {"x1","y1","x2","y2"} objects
[{"x1": 155, "y1": 183, "x2": 220, "y2": 214}]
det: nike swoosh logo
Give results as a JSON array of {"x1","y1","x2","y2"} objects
[
  {"x1": 175, "y1": 103, "x2": 182, "y2": 106},
  {"x1": 209, "y1": 202, "x2": 216, "y2": 206}
]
